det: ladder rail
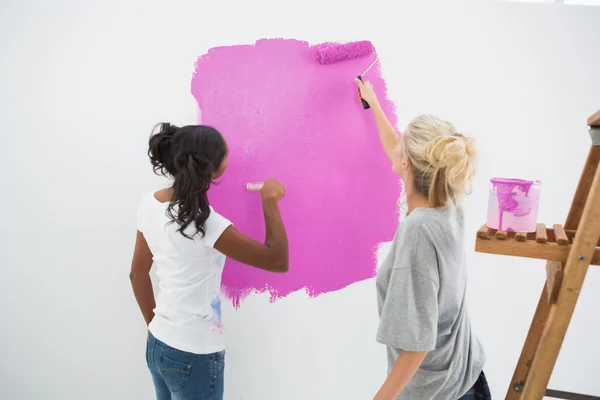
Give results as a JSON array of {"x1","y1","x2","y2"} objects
[
  {"x1": 520, "y1": 154, "x2": 600, "y2": 398},
  {"x1": 495, "y1": 111, "x2": 600, "y2": 400}
]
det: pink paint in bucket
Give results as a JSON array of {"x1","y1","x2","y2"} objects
[{"x1": 486, "y1": 178, "x2": 541, "y2": 232}]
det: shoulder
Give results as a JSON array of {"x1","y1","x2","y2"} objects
[
  {"x1": 393, "y1": 212, "x2": 433, "y2": 261},
  {"x1": 207, "y1": 206, "x2": 230, "y2": 223},
  {"x1": 203, "y1": 206, "x2": 233, "y2": 247},
  {"x1": 136, "y1": 191, "x2": 156, "y2": 232},
  {"x1": 411, "y1": 206, "x2": 461, "y2": 236},
  {"x1": 137, "y1": 191, "x2": 156, "y2": 213},
  {"x1": 393, "y1": 210, "x2": 440, "y2": 273},
  {"x1": 205, "y1": 206, "x2": 232, "y2": 232},
  {"x1": 397, "y1": 210, "x2": 430, "y2": 243}
]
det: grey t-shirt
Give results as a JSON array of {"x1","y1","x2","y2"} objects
[{"x1": 376, "y1": 206, "x2": 485, "y2": 400}]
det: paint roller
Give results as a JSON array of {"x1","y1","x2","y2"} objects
[{"x1": 316, "y1": 40, "x2": 379, "y2": 109}]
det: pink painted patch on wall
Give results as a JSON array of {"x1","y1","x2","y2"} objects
[{"x1": 191, "y1": 39, "x2": 400, "y2": 307}]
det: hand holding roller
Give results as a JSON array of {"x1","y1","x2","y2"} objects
[{"x1": 355, "y1": 78, "x2": 379, "y2": 109}]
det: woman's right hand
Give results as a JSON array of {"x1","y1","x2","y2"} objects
[
  {"x1": 260, "y1": 178, "x2": 286, "y2": 201},
  {"x1": 355, "y1": 78, "x2": 379, "y2": 107},
  {"x1": 215, "y1": 177, "x2": 289, "y2": 273}
]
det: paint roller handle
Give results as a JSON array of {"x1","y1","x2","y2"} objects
[
  {"x1": 357, "y1": 76, "x2": 371, "y2": 109},
  {"x1": 247, "y1": 179, "x2": 286, "y2": 201},
  {"x1": 246, "y1": 182, "x2": 264, "y2": 191},
  {"x1": 355, "y1": 77, "x2": 379, "y2": 110}
]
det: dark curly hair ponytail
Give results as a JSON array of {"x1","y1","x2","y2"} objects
[{"x1": 148, "y1": 123, "x2": 228, "y2": 239}]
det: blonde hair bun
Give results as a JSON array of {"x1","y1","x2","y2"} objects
[{"x1": 403, "y1": 115, "x2": 477, "y2": 207}]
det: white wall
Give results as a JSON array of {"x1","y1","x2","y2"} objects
[{"x1": 1, "y1": 0, "x2": 599, "y2": 399}]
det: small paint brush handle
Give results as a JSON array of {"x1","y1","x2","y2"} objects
[
  {"x1": 357, "y1": 76, "x2": 371, "y2": 110},
  {"x1": 246, "y1": 182, "x2": 264, "y2": 191}
]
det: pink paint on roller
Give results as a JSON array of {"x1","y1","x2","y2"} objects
[
  {"x1": 316, "y1": 40, "x2": 375, "y2": 65},
  {"x1": 486, "y1": 178, "x2": 541, "y2": 232},
  {"x1": 191, "y1": 39, "x2": 400, "y2": 307}
]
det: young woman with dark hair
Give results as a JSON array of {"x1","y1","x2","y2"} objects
[{"x1": 129, "y1": 123, "x2": 288, "y2": 400}]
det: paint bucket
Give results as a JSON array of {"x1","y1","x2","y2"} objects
[{"x1": 486, "y1": 178, "x2": 541, "y2": 232}]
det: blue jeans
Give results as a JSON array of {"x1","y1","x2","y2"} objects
[
  {"x1": 146, "y1": 333, "x2": 225, "y2": 400},
  {"x1": 458, "y1": 371, "x2": 492, "y2": 400}
]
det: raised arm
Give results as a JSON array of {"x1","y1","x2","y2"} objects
[
  {"x1": 355, "y1": 78, "x2": 400, "y2": 163},
  {"x1": 214, "y1": 178, "x2": 289, "y2": 273}
]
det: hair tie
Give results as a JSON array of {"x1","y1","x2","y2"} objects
[{"x1": 186, "y1": 154, "x2": 215, "y2": 174}]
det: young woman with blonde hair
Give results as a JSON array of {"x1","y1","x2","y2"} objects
[{"x1": 356, "y1": 79, "x2": 490, "y2": 400}]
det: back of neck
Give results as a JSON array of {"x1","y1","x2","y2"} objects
[{"x1": 405, "y1": 191, "x2": 433, "y2": 215}]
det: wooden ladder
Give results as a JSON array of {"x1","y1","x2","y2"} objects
[{"x1": 474, "y1": 109, "x2": 600, "y2": 400}]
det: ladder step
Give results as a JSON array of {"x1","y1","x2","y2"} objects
[
  {"x1": 536, "y1": 223, "x2": 548, "y2": 243},
  {"x1": 477, "y1": 225, "x2": 492, "y2": 240},
  {"x1": 474, "y1": 221, "x2": 600, "y2": 266},
  {"x1": 546, "y1": 388, "x2": 600, "y2": 399},
  {"x1": 553, "y1": 224, "x2": 570, "y2": 246}
]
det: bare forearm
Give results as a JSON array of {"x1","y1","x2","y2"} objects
[
  {"x1": 371, "y1": 102, "x2": 400, "y2": 163},
  {"x1": 374, "y1": 351, "x2": 427, "y2": 400},
  {"x1": 262, "y1": 198, "x2": 289, "y2": 269},
  {"x1": 130, "y1": 274, "x2": 155, "y2": 326}
]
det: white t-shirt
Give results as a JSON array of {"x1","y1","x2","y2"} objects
[{"x1": 137, "y1": 191, "x2": 232, "y2": 354}]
